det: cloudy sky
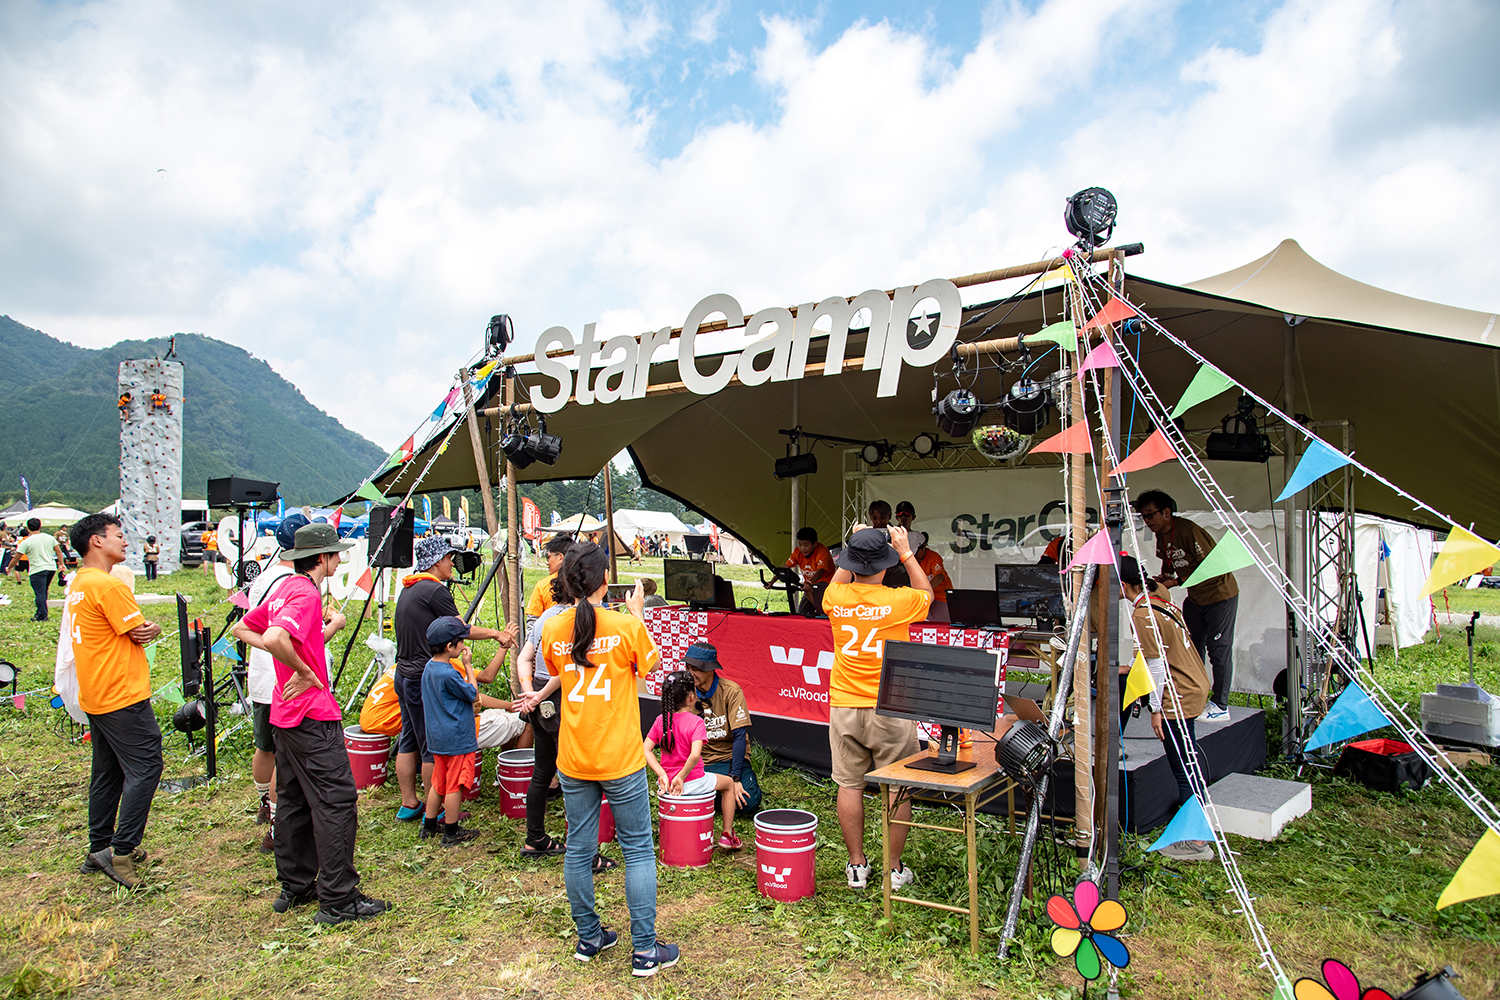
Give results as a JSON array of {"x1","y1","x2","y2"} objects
[{"x1": 2, "y1": 0, "x2": 1496, "y2": 451}]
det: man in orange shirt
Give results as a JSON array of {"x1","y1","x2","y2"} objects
[
  {"x1": 66, "y1": 513, "x2": 163, "y2": 889},
  {"x1": 777, "y1": 527, "x2": 833, "y2": 615},
  {"x1": 525, "y1": 534, "x2": 572, "y2": 621},
  {"x1": 912, "y1": 531, "x2": 952, "y2": 623},
  {"x1": 821, "y1": 525, "x2": 932, "y2": 891}
]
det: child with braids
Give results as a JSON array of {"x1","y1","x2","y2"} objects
[{"x1": 643, "y1": 671, "x2": 734, "y2": 805}]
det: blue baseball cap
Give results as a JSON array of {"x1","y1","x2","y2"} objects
[{"x1": 426, "y1": 616, "x2": 470, "y2": 646}]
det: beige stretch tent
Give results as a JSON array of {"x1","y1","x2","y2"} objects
[{"x1": 368, "y1": 240, "x2": 1500, "y2": 559}]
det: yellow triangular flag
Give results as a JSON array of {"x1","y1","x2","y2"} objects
[
  {"x1": 1421, "y1": 526, "x2": 1500, "y2": 597},
  {"x1": 1437, "y1": 828, "x2": 1500, "y2": 909},
  {"x1": 1123, "y1": 650, "x2": 1154, "y2": 706},
  {"x1": 1044, "y1": 263, "x2": 1076, "y2": 285}
]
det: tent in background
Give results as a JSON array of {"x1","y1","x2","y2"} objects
[{"x1": 3, "y1": 502, "x2": 90, "y2": 528}]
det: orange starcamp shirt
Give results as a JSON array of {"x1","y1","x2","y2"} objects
[
  {"x1": 822, "y1": 581, "x2": 932, "y2": 708},
  {"x1": 67, "y1": 567, "x2": 151, "y2": 715},
  {"x1": 785, "y1": 543, "x2": 834, "y2": 587},
  {"x1": 541, "y1": 605, "x2": 659, "y2": 781},
  {"x1": 358, "y1": 665, "x2": 402, "y2": 737},
  {"x1": 526, "y1": 572, "x2": 557, "y2": 618},
  {"x1": 916, "y1": 549, "x2": 952, "y2": 602}
]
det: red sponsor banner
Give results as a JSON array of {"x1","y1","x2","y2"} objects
[{"x1": 521, "y1": 498, "x2": 541, "y2": 539}]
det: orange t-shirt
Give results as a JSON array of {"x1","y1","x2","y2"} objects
[
  {"x1": 821, "y1": 581, "x2": 932, "y2": 708},
  {"x1": 202, "y1": 531, "x2": 218, "y2": 552},
  {"x1": 67, "y1": 567, "x2": 151, "y2": 715},
  {"x1": 358, "y1": 666, "x2": 402, "y2": 737},
  {"x1": 916, "y1": 549, "x2": 951, "y2": 602},
  {"x1": 541, "y1": 605, "x2": 659, "y2": 781},
  {"x1": 786, "y1": 543, "x2": 834, "y2": 587},
  {"x1": 526, "y1": 572, "x2": 557, "y2": 618}
]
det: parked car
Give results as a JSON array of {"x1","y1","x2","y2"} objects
[{"x1": 180, "y1": 521, "x2": 212, "y2": 567}]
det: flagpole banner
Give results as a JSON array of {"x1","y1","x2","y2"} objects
[{"x1": 1169, "y1": 366, "x2": 1237, "y2": 419}]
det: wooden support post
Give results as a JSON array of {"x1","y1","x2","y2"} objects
[
  {"x1": 504, "y1": 376, "x2": 522, "y2": 631},
  {"x1": 604, "y1": 462, "x2": 618, "y2": 584},
  {"x1": 1067, "y1": 279, "x2": 1093, "y2": 858},
  {"x1": 463, "y1": 374, "x2": 500, "y2": 546}
]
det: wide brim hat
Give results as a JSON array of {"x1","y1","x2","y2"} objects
[
  {"x1": 683, "y1": 642, "x2": 722, "y2": 671},
  {"x1": 283, "y1": 522, "x2": 355, "y2": 560},
  {"x1": 836, "y1": 527, "x2": 901, "y2": 576},
  {"x1": 416, "y1": 534, "x2": 464, "y2": 572}
]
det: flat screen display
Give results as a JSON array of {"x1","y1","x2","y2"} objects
[
  {"x1": 994, "y1": 564, "x2": 1067, "y2": 619},
  {"x1": 876, "y1": 640, "x2": 1001, "y2": 732},
  {"x1": 663, "y1": 558, "x2": 715, "y2": 604}
]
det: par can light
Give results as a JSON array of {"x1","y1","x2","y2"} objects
[
  {"x1": 1001, "y1": 379, "x2": 1053, "y2": 436},
  {"x1": 774, "y1": 453, "x2": 818, "y2": 480},
  {"x1": 1064, "y1": 187, "x2": 1118, "y2": 249},
  {"x1": 911, "y1": 433, "x2": 936, "y2": 457},
  {"x1": 935, "y1": 389, "x2": 982, "y2": 438}
]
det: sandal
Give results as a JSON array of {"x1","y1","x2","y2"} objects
[
  {"x1": 519, "y1": 836, "x2": 566, "y2": 858},
  {"x1": 591, "y1": 853, "x2": 618, "y2": 873}
]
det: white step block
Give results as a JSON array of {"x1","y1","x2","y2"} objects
[{"x1": 1206, "y1": 773, "x2": 1311, "y2": 841}]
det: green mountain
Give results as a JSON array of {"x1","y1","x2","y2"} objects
[{"x1": 0, "y1": 316, "x2": 386, "y2": 509}]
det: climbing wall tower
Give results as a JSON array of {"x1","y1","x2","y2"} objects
[{"x1": 118, "y1": 359, "x2": 184, "y2": 574}]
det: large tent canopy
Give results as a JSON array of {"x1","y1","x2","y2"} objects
[{"x1": 370, "y1": 240, "x2": 1500, "y2": 561}]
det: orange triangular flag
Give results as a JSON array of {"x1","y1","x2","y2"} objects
[
  {"x1": 399, "y1": 436, "x2": 415, "y2": 462},
  {"x1": 1029, "y1": 419, "x2": 1091, "y2": 455},
  {"x1": 1108, "y1": 429, "x2": 1178, "y2": 477},
  {"x1": 354, "y1": 568, "x2": 374, "y2": 596},
  {"x1": 1080, "y1": 296, "x2": 1138, "y2": 333}
]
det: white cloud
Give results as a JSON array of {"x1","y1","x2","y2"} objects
[{"x1": 688, "y1": 0, "x2": 729, "y2": 44}]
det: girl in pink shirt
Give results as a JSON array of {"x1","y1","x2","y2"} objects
[{"x1": 643, "y1": 672, "x2": 740, "y2": 848}]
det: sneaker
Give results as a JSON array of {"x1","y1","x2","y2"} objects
[
  {"x1": 441, "y1": 826, "x2": 481, "y2": 847},
  {"x1": 574, "y1": 927, "x2": 619, "y2": 962},
  {"x1": 845, "y1": 861, "x2": 871, "y2": 889},
  {"x1": 418, "y1": 822, "x2": 440, "y2": 840},
  {"x1": 313, "y1": 894, "x2": 391, "y2": 924},
  {"x1": 1199, "y1": 703, "x2": 1231, "y2": 722},
  {"x1": 271, "y1": 886, "x2": 317, "y2": 913},
  {"x1": 1160, "y1": 840, "x2": 1215, "y2": 861},
  {"x1": 86, "y1": 848, "x2": 139, "y2": 888},
  {"x1": 80, "y1": 847, "x2": 146, "y2": 874},
  {"x1": 717, "y1": 832, "x2": 743, "y2": 851},
  {"x1": 889, "y1": 865, "x2": 917, "y2": 891},
  {"x1": 631, "y1": 941, "x2": 680, "y2": 978}
]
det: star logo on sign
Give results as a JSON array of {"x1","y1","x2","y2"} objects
[{"x1": 910, "y1": 314, "x2": 935, "y2": 336}]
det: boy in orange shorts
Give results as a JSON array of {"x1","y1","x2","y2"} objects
[{"x1": 421, "y1": 617, "x2": 481, "y2": 846}]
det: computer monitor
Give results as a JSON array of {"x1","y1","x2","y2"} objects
[
  {"x1": 877, "y1": 640, "x2": 1002, "y2": 774},
  {"x1": 663, "y1": 558, "x2": 715, "y2": 604},
  {"x1": 994, "y1": 564, "x2": 1067, "y2": 620},
  {"x1": 946, "y1": 589, "x2": 1000, "y2": 627}
]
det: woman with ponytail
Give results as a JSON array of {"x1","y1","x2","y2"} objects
[{"x1": 523, "y1": 542, "x2": 679, "y2": 978}]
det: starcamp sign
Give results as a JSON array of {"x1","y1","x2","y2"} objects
[{"x1": 528, "y1": 279, "x2": 963, "y2": 413}]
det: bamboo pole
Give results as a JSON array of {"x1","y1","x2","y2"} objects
[
  {"x1": 504, "y1": 376, "x2": 522, "y2": 632},
  {"x1": 462, "y1": 373, "x2": 500, "y2": 547},
  {"x1": 1068, "y1": 279, "x2": 1093, "y2": 857}
]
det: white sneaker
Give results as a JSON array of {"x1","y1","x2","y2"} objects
[
  {"x1": 845, "y1": 861, "x2": 871, "y2": 889},
  {"x1": 889, "y1": 865, "x2": 917, "y2": 891},
  {"x1": 1199, "y1": 704, "x2": 1230, "y2": 722}
]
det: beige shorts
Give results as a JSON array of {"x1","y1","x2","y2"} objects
[{"x1": 829, "y1": 706, "x2": 918, "y2": 788}]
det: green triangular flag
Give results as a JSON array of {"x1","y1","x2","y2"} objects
[
  {"x1": 144, "y1": 642, "x2": 159, "y2": 666},
  {"x1": 158, "y1": 683, "x2": 184, "y2": 706},
  {"x1": 1027, "y1": 320, "x2": 1077, "y2": 352},
  {"x1": 355, "y1": 481, "x2": 386, "y2": 503},
  {"x1": 1169, "y1": 366, "x2": 1235, "y2": 418},
  {"x1": 1181, "y1": 530, "x2": 1255, "y2": 588}
]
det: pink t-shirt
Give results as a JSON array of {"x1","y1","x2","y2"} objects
[
  {"x1": 647, "y1": 711, "x2": 708, "y2": 783},
  {"x1": 241, "y1": 575, "x2": 342, "y2": 728}
]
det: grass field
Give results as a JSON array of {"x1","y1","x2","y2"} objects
[{"x1": 1, "y1": 561, "x2": 1497, "y2": 999}]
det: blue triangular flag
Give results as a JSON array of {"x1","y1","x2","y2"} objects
[
  {"x1": 1275, "y1": 439, "x2": 1351, "y2": 502},
  {"x1": 1148, "y1": 795, "x2": 1215, "y2": 850},
  {"x1": 1303, "y1": 681, "x2": 1391, "y2": 752},
  {"x1": 211, "y1": 636, "x2": 243, "y2": 663}
]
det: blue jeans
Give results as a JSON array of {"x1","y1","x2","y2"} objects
[
  {"x1": 1162, "y1": 717, "x2": 1206, "y2": 808},
  {"x1": 559, "y1": 767, "x2": 657, "y2": 952}
]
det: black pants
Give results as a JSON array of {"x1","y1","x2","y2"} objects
[
  {"x1": 30, "y1": 570, "x2": 53, "y2": 620},
  {"x1": 1184, "y1": 595, "x2": 1237, "y2": 709},
  {"x1": 274, "y1": 718, "x2": 361, "y2": 906},
  {"x1": 144, "y1": 561, "x2": 158, "y2": 581},
  {"x1": 86, "y1": 699, "x2": 164, "y2": 855},
  {"x1": 1162, "y1": 716, "x2": 1207, "y2": 808},
  {"x1": 525, "y1": 714, "x2": 559, "y2": 847}
]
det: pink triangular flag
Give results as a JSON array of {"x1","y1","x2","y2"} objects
[
  {"x1": 1108, "y1": 428, "x2": 1178, "y2": 477},
  {"x1": 354, "y1": 568, "x2": 374, "y2": 596},
  {"x1": 1079, "y1": 296, "x2": 1138, "y2": 333},
  {"x1": 331, "y1": 507, "x2": 343, "y2": 530},
  {"x1": 1062, "y1": 528, "x2": 1119, "y2": 574},
  {"x1": 1029, "y1": 419, "x2": 1092, "y2": 455},
  {"x1": 1076, "y1": 339, "x2": 1120, "y2": 379},
  {"x1": 12, "y1": 694, "x2": 24, "y2": 711},
  {"x1": 229, "y1": 589, "x2": 251, "y2": 610}
]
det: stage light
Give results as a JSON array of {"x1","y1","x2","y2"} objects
[
  {"x1": 501, "y1": 424, "x2": 534, "y2": 470},
  {"x1": 524, "y1": 427, "x2": 563, "y2": 466},
  {"x1": 485, "y1": 314, "x2": 514, "y2": 358},
  {"x1": 1205, "y1": 395, "x2": 1272, "y2": 463},
  {"x1": 1064, "y1": 187, "x2": 1118, "y2": 249},
  {"x1": 774, "y1": 453, "x2": 818, "y2": 480},
  {"x1": 861, "y1": 442, "x2": 893, "y2": 466},
  {"x1": 173, "y1": 700, "x2": 208, "y2": 734},
  {"x1": 911, "y1": 433, "x2": 936, "y2": 457},
  {"x1": 1001, "y1": 379, "x2": 1053, "y2": 435},
  {"x1": 995, "y1": 720, "x2": 1056, "y2": 790},
  {"x1": 935, "y1": 389, "x2": 981, "y2": 437}
]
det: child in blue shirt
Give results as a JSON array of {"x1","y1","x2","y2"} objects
[{"x1": 421, "y1": 616, "x2": 481, "y2": 846}]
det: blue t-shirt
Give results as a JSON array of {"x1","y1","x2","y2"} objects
[{"x1": 420, "y1": 658, "x2": 479, "y2": 756}]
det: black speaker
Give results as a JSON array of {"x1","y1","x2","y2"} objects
[
  {"x1": 206, "y1": 476, "x2": 281, "y2": 506},
  {"x1": 368, "y1": 505, "x2": 415, "y2": 568}
]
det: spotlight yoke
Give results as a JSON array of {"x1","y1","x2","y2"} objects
[
  {"x1": 498, "y1": 408, "x2": 562, "y2": 468},
  {"x1": 1064, "y1": 187, "x2": 1118, "y2": 250}
]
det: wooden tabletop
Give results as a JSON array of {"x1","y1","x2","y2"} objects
[{"x1": 866, "y1": 744, "x2": 1005, "y2": 794}]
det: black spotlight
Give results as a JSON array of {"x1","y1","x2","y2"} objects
[
  {"x1": 0, "y1": 660, "x2": 18, "y2": 696},
  {"x1": 1205, "y1": 395, "x2": 1272, "y2": 463},
  {"x1": 486, "y1": 314, "x2": 514, "y2": 357},
  {"x1": 860, "y1": 442, "x2": 892, "y2": 466},
  {"x1": 524, "y1": 421, "x2": 563, "y2": 466},
  {"x1": 934, "y1": 389, "x2": 981, "y2": 438},
  {"x1": 911, "y1": 433, "x2": 936, "y2": 457},
  {"x1": 501, "y1": 421, "x2": 534, "y2": 470},
  {"x1": 774, "y1": 452, "x2": 818, "y2": 480},
  {"x1": 1397, "y1": 966, "x2": 1467, "y2": 1000},
  {"x1": 1064, "y1": 187, "x2": 1118, "y2": 249},
  {"x1": 1001, "y1": 379, "x2": 1053, "y2": 435},
  {"x1": 172, "y1": 700, "x2": 208, "y2": 734}
]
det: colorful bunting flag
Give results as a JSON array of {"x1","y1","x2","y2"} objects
[
  {"x1": 1302, "y1": 682, "x2": 1393, "y2": 752},
  {"x1": 229, "y1": 589, "x2": 250, "y2": 610},
  {"x1": 1122, "y1": 651, "x2": 1154, "y2": 707},
  {"x1": 1148, "y1": 795, "x2": 1215, "y2": 850},
  {"x1": 1276, "y1": 439, "x2": 1353, "y2": 502},
  {"x1": 1027, "y1": 320, "x2": 1078, "y2": 352},
  {"x1": 1437, "y1": 829, "x2": 1500, "y2": 910},
  {"x1": 354, "y1": 568, "x2": 374, "y2": 597},
  {"x1": 144, "y1": 642, "x2": 159, "y2": 666},
  {"x1": 1030, "y1": 419, "x2": 1092, "y2": 455},
  {"x1": 1080, "y1": 296, "x2": 1138, "y2": 334},
  {"x1": 158, "y1": 684, "x2": 184, "y2": 706},
  {"x1": 1169, "y1": 366, "x2": 1236, "y2": 419},
  {"x1": 1044, "y1": 263, "x2": 1076, "y2": 285},
  {"x1": 1076, "y1": 339, "x2": 1120, "y2": 379},
  {"x1": 1063, "y1": 529, "x2": 1119, "y2": 574},
  {"x1": 330, "y1": 507, "x2": 343, "y2": 530},
  {"x1": 399, "y1": 437, "x2": 415, "y2": 463},
  {"x1": 1108, "y1": 429, "x2": 1177, "y2": 477},
  {"x1": 355, "y1": 481, "x2": 386, "y2": 504},
  {"x1": 211, "y1": 636, "x2": 243, "y2": 663},
  {"x1": 1181, "y1": 531, "x2": 1255, "y2": 588},
  {"x1": 12, "y1": 694, "x2": 25, "y2": 711},
  {"x1": 1421, "y1": 526, "x2": 1500, "y2": 597}
]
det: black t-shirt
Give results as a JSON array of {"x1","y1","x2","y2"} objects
[{"x1": 395, "y1": 578, "x2": 458, "y2": 679}]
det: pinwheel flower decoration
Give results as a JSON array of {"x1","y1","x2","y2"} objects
[
  {"x1": 1046, "y1": 878, "x2": 1130, "y2": 980},
  {"x1": 1293, "y1": 959, "x2": 1393, "y2": 1000}
]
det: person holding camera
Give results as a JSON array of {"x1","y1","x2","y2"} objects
[{"x1": 821, "y1": 524, "x2": 932, "y2": 891}]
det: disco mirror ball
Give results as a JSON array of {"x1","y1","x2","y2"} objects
[{"x1": 972, "y1": 424, "x2": 1030, "y2": 461}]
